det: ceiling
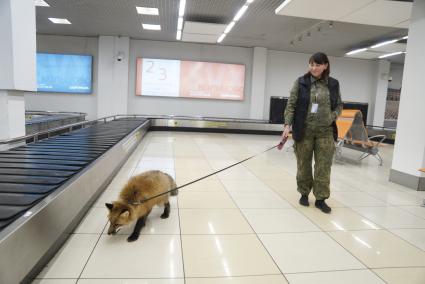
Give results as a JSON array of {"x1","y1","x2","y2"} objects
[{"x1": 35, "y1": 0, "x2": 410, "y2": 63}]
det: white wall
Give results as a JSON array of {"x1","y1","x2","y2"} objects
[
  {"x1": 128, "y1": 39, "x2": 253, "y2": 118},
  {"x1": 27, "y1": 35, "x2": 383, "y2": 122},
  {"x1": 25, "y1": 35, "x2": 98, "y2": 120},
  {"x1": 265, "y1": 50, "x2": 378, "y2": 124}
]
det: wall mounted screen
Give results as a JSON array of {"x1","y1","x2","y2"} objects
[
  {"x1": 136, "y1": 58, "x2": 245, "y2": 100},
  {"x1": 36, "y1": 53, "x2": 93, "y2": 94}
]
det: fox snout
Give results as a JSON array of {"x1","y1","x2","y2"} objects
[{"x1": 107, "y1": 224, "x2": 121, "y2": 235}]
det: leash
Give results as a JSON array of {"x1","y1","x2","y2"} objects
[{"x1": 131, "y1": 139, "x2": 287, "y2": 205}]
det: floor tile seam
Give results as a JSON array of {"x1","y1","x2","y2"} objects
[
  {"x1": 76, "y1": 220, "x2": 110, "y2": 281},
  {"x1": 383, "y1": 228, "x2": 425, "y2": 253},
  {"x1": 211, "y1": 162, "x2": 289, "y2": 283},
  {"x1": 248, "y1": 159, "x2": 389, "y2": 284},
  {"x1": 395, "y1": 205, "x2": 425, "y2": 221},
  {"x1": 76, "y1": 277, "x2": 186, "y2": 279},
  {"x1": 185, "y1": 273, "x2": 284, "y2": 279},
  {"x1": 173, "y1": 136, "x2": 186, "y2": 284},
  {"x1": 196, "y1": 140, "x2": 289, "y2": 282},
  {"x1": 349, "y1": 206, "x2": 425, "y2": 227},
  {"x1": 320, "y1": 208, "x2": 425, "y2": 252},
  {"x1": 282, "y1": 267, "x2": 380, "y2": 275},
  {"x1": 356, "y1": 188, "x2": 424, "y2": 207},
  {"x1": 324, "y1": 229, "x2": 408, "y2": 283}
]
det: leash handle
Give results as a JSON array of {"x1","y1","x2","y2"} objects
[
  {"x1": 131, "y1": 143, "x2": 280, "y2": 205},
  {"x1": 277, "y1": 136, "x2": 288, "y2": 150}
]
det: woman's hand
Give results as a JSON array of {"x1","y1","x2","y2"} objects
[{"x1": 282, "y1": 125, "x2": 291, "y2": 140}]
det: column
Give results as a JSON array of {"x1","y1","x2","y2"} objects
[
  {"x1": 249, "y1": 47, "x2": 267, "y2": 120},
  {"x1": 0, "y1": 0, "x2": 36, "y2": 149},
  {"x1": 390, "y1": 0, "x2": 425, "y2": 190},
  {"x1": 97, "y1": 36, "x2": 130, "y2": 118},
  {"x1": 372, "y1": 60, "x2": 390, "y2": 127}
]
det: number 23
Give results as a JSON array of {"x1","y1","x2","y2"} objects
[{"x1": 146, "y1": 61, "x2": 167, "y2": 80}]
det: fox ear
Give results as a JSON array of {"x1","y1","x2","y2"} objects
[
  {"x1": 120, "y1": 210, "x2": 130, "y2": 218},
  {"x1": 105, "y1": 203, "x2": 113, "y2": 210}
]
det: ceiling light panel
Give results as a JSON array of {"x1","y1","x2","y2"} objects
[
  {"x1": 345, "y1": 50, "x2": 382, "y2": 60},
  {"x1": 234, "y1": 5, "x2": 248, "y2": 21},
  {"x1": 371, "y1": 39, "x2": 398, "y2": 49},
  {"x1": 275, "y1": 0, "x2": 374, "y2": 21},
  {"x1": 142, "y1": 24, "x2": 161, "y2": 30},
  {"x1": 48, "y1": 18, "x2": 71, "y2": 24},
  {"x1": 371, "y1": 42, "x2": 406, "y2": 53},
  {"x1": 136, "y1": 7, "x2": 159, "y2": 15},
  {"x1": 346, "y1": 48, "x2": 367, "y2": 55},
  {"x1": 35, "y1": 0, "x2": 49, "y2": 7},
  {"x1": 379, "y1": 51, "x2": 404, "y2": 59}
]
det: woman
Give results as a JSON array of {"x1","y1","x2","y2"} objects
[{"x1": 282, "y1": 52, "x2": 342, "y2": 213}]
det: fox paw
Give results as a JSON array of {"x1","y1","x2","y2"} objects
[
  {"x1": 127, "y1": 234, "x2": 139, "y2": 242},
  {"x1": 160, "y1": 213, "x2": 170, "y2": 219}
]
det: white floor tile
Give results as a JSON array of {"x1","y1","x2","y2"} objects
[
  {"x1": 259, "y1": 232, "x2": 365, "y2": 273},
  {"x1": 242, "y1": 209, "x2": 320, "y2": 233},
  {"x1": 329, "y1": 230, "x2": 425, "y2": 268},
  {"x1": 81, "y1": 235, "x2": 183, "y2": 278},
  {"x1": 185, "y1": 275, "x2": 288, "y2": 284},
  {"x1": 332, "y1": 192, "x2": 387, "y2": 207},
  {"x1": 373, "y1": 267, "x2": 425, "y2": 284},
  {"x1": 180, "y1": 209, "x2": 252, "y2": 234},
  {"x1": 32, "y1": 280, "x2": 76, "y2": 284},
  {"x1": 36, "y1": 234, "x2": 99, "y2": 278},
  {"x1": 229, "y1": 191, "x2": 292, "y2": 209},
  {"x1": 399, "y1": 205, "x2": 425, "y2": 219},
  {"x1": 390, "y1": 228, "x2": 425, "y2": 251},
  {"x1": 352, "y1": 206, "x2": 425, "y2": 229},
  {"x1": 182, "y1": 234, "x2": 280, "y2": 277},
  {"x1": 74, "y1": 207, "x2": 109, "y2": 234},
  {"x1": 77, "y1": 279, "x2": 184, "y2": 284}
]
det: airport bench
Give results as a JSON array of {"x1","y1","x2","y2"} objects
[{"x1": 335, "y1": 109, "x2": 386, "y2": 165}]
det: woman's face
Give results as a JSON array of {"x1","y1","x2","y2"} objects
[{"x1": 309, "y1": 61, "x2": 328, "y2": 78}]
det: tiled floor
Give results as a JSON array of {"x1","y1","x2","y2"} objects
[{"x1": 33, "y1": 132, "x2": 425, "y2": 284}]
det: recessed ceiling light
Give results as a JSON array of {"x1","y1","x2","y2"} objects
[
  {"x1": 217, "y1": 34, "x2": 226, "y2": 43},
  {"x1": 275, "y1": 0, "x2": 294, "y2": 14},
  {"x1": 346, "y1": 48, "x2": 367, "y2": 55},
  {"x1": 35, "y1": 0, "x2": 50, "y2": 7},
  {"x1": 247, "y1": 0, "x2": 255, "y2": 3},
  {"x1": 234, "y1": 5, "x2": 248, "y2": 21},
  {"x1": 48, "y1": 18, "x2": 71, "y2": 24},
  {"x1": 179, "y1": 0, "x2": 186, "y2": 17},
  {"x1": 378, "y1": 51, "x2": 404, "y2": 59},
  {"x1": 176, "y1": 30, "x2": 182, "y2": 40},
  {"x1": 371, "y1": 39, "x2": 398, "y2": 49},
  {"x1": 224, "y1": 21, "x2": 235, "y2": 34},
  {"x1": 177, "y1": 17, "x2": 183, "y2": 30},
  {"x1": 142, "y1": 24, "x2": 161, "y2": 30},
  {"x1": 136, "y1": 6, "x2": 159, "y2": 15},
  {"x1": 402, "y1": 36, "x2": 408, "y2": 40}
]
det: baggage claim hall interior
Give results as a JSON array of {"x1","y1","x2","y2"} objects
[{"x1": 1, "y1": 0, "x2": 425, "y2": 283}]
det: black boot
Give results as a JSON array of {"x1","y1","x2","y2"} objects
[
  {"x1": 299, "y1": 195, "x2": 309, "y2": 206},
  {"x1": 315, "y1": 200, "x2": 331, "y2": 213}
]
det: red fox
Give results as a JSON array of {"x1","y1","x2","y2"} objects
[{"x1": 105, "y1": 170, "x2": 177, "y2": 242}]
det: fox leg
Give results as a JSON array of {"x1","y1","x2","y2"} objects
[
  {"x1": 127, "y1": 210, "x2": 151, "y2": 242},
  {"x1": 160, "y1": 202, "x2": 170, "y2": 219}
]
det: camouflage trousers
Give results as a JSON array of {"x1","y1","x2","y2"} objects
[{"x1": 294, "y1": 126, "x2": 335, "y2": 200}]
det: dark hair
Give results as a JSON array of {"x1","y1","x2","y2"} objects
[{"x1": 309, "y1": 52, "x2": 330, "y2": 78}]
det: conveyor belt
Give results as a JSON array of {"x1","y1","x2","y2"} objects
[{"x1": 0, "y1": 118, "x2": 146, "y2": 231}]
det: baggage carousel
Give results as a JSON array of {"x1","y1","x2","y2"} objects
[{"x1": 0, "y1": 115, "x2": 282, "y2": 283}]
